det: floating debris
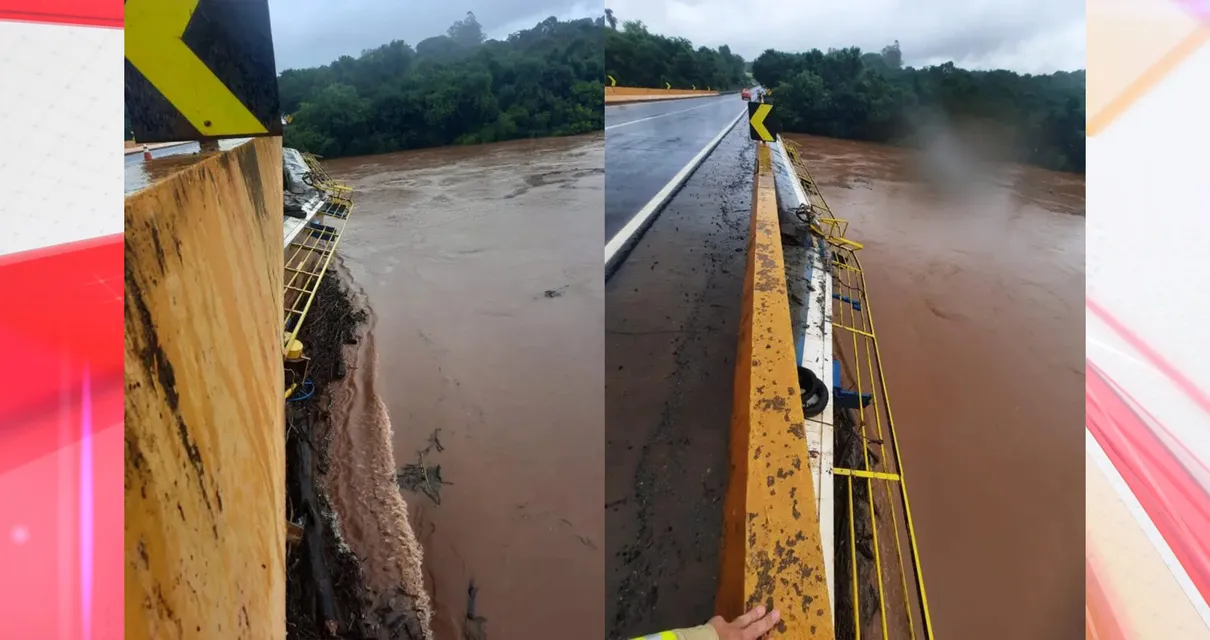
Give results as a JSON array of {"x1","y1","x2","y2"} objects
[{"x1": 397, "y1": 429, "x2": 450, "y2": 505}]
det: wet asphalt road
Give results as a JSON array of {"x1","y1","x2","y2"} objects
[
  {"x1": 605, "y1": 94, "x2": 747, "y2": 244},
  {"x1": 605, "y1": 123, "x2": 755, "y2": 638}
]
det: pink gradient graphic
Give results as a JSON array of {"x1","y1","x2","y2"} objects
[
  {"x1": 1176, "y1": 0, "x2": 1210, "y2": 21},
  {"x1": 1089, "y1": 298, "x2": 1210, "y2": 419},
  {"x1": 0, "y1": 237, "x2": 124, "y2": 639},
  {"x1": 0, "y1": 3, "x2": 124, "y2": 636},
  {"x1": 1087, "y1": 357, "x2": 1210, "y2": 604},
  {"x1": 1088, "y1": 0, "x2": 1210, "y2": 633},
  {"x1": 81, "y1": 369, "x2": 94, "y2": 640},
  {"x1": 0, "y1": 0, "x2": 121, "y2": 28}
]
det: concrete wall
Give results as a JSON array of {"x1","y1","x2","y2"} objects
[
  {"x1": 716, "y1": 144, "x2": 834, "y2": 638},
  {"x1": 124, "y1": 137, "x2": 285, "y2": 639},
  {"x1": 605, "y1": 86, "x2": 720, "y2": 103}
]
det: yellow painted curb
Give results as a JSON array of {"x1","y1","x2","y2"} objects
[
  {"x1": 716, "y1": 143, "x2": 834, "y2": 638},
  {"x1": 604, "y1": 86, "x2": 720, "y2": 103}
]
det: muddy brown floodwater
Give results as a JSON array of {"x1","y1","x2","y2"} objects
[
  {"x1": 324, "y1": 135, "x2": 604, "y2": 639},
  {"x1": 788, "y1": 134, "x2": 1085, "y2": 638}
]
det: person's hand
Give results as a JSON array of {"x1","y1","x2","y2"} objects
[{"x1": 706, "y1": 605, "x2": 781, "y2": 639}]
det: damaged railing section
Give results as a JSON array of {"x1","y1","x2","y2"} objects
[
  {"x1": 283, "y1": 151, "x2": 356, "y2": 399},
  {"x1": 301, "y1": 152, "x2": 355, "y2": 218},
  {"x1": 781, "y1": 138, "x2": 935, "y2": 640}
]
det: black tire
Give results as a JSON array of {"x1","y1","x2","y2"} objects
[{"x1": 799, "y1": 366, "x2": 830, "y2": 418}]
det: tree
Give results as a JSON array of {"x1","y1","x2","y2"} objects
[
  {"x1": 447, "y1": 11, "x2": 485, "y2": 47},
  {"x1": 281, "y1": 15, "x2": 603, "y2": 157},
  {"x1": 604, "y1": 24, "x2": 747, "y2": 90},
  {"x1": 748, "y1": 42, "x2": 1085, "y2": 172},
  {"x1": 605, "y1": 8, "x2": 617, "y2": 30},
  {"x1": 881, "y1": 41, "x2": 902, "y2": 71}
]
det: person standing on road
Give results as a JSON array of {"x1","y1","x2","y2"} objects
[{"x1": 631, "y1": 605, "x2": 782, "y2": 640}]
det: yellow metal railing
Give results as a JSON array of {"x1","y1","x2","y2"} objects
[
  {"x1": 783, "y1": 139, "x2": 934, "y2": 640},
  {"x1": 301, "y1": 152, "x2": 355, "y2": 203},
  {"x1": 284, "y1": 155, "x2": 355, "y2": 399}
]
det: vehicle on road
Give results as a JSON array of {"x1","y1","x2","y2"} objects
[{"x1": 741, "y1": 88, "x2": 751, "y2": 101}]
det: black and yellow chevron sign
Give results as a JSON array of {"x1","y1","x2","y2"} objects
[
  {"x1": 125, "y1": 0, "x2": 282, "y2": 144},
  {"x1": 748, "y1": 102, "x2": 777, "y2": 142}
]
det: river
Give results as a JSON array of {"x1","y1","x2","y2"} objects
[
  {"x1": 787, "y1": 133, "x2": 1085, "y2": 638},
  {"x1": 324, "y1": 134, "x2": 605, "y2": 639}
]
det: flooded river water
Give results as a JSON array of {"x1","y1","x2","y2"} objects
[
  {"x1": 788, "y1": 134, "x2": 1085, "y2": 638},
  {"x1": 325, "y1": 135, "x2": 604, "y2": 639}
]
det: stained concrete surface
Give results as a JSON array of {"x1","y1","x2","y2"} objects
[
  {"x1": 123, "y1": 138, "x2": 285, "y2": 640},
  {"x1": 605, "y1": 124, "x2": 755, "y2": 639}
]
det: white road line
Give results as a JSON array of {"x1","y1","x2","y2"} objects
[
  {"x1": 604, "y1": 109, "x2": 745, "y2": 268},
  {"x1": 603, "y1": 100, "x2": 725, "y2": 131}
]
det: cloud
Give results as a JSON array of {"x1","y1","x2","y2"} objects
[
  {"x1": 603, "y1": 0, "x2": 1085, "y2": 73},
  {"x1": 268, "y1": 0, "x2": 598, "y2": 71}
]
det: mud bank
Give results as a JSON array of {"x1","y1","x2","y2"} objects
[
  {"x1": 327, "y1": 135, "x2": 605, "y2": 639},
  {"x1": 287, "y1": 271, "x2": 432, "y2": 639},
  {"x1": 788, "y1": 134, "x2": 1085, "y2": 638}
]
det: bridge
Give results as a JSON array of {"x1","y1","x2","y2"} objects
[
  {"x1": 605, "y1": 86, "x2": 932, "y2": 640},
  {"x1": 120, "y1": 2, "x2": 415, "y2": 637},
  {"x1": 118, "y1": 0, "x2": 934, "y2": 631}
]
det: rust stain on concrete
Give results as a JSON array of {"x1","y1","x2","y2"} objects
[
  {"x1": 717, "y1": 144, "x2": 834, "y2": 638},
  {"x1": 124, "y1": 138, "x2": 285, "y2": 639}
]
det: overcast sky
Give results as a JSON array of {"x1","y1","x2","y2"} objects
[
  {"x1": 605, "y1": 0, "x2": 1085, "y2": 74},
  {"x1": 267, "y1": 0, "x2": 598, "y2": 70},
  {"x1": 266, "y1": 0, "x2": 1084, "y2": 74}
]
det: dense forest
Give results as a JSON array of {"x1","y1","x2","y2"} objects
[
  {"x1": 752, "y1": 43, "x2": 1086, "y2": 173},
  {"x1": 278, "y1": 12, "x2": 604, "y2": 157},
  {"x1": 603, "y1": 15, "x2": 748, "y2": 91}
]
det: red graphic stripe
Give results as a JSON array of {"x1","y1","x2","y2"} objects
[
  {"x1": 1087, "y1": 359, "x2": 1210, "y2": 607},
  {"x1": 0, "y1": 0, "x2": 122, "y2": 28},
  {"x1": 1088, "y1": 297, "x2": 1210, "y2": 419},
  {"x1": 0, "y1": 233, "x2": 124, "y2": 638},
  {"x1": 0, "y1": 234, "x2": 123, "y2": 471}
]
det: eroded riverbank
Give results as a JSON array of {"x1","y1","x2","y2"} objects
[{"x1": 325, "y1": 134, "x2": 605, "y2": 638}]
